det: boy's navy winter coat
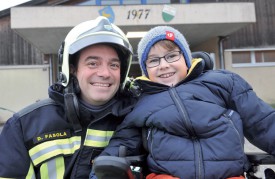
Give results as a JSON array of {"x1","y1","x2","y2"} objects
[{"x1": 101, "y1": 59, "x2": 275, "y2": 179}]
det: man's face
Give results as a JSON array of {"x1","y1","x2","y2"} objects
[{"x1": 74, "y1": 44, "x2": 121, "y2": 106}]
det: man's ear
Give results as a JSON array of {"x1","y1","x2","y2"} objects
[{"x1": 70, "y1": 64, "x2": 76, "y2": 74}]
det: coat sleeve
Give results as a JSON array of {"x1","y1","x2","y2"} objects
[
  {"x1": 100, "y1": 115, "x2": 143, "y2": 157},
  {"x1": 0, "y1": 116, "x2": 32, "y2": 178},
  {"x1": 229, "y1": 72, "x2": 275, "y2": 155}
]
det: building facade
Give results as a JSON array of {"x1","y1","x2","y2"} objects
[{"x1": 0, "y1": 0, "x2": 275, "y2": 123}]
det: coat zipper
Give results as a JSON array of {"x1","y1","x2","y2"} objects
[
  {"x1": 223, "y1": 110, "x2": 244, "y2": 149},
  {"x1": 147, "y1": 127, "x2": 155, "y2": 159},
  {"x1": 169, "y1": 88, "x2": 204, "y2": 179}
]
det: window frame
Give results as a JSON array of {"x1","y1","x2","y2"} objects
[{"x1": 227, "y1": 48, "x2": 275, "y2": 68}]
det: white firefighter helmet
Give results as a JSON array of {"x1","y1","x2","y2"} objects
[{"x1": 58, "y1": 16, "x2": 133, "y2": 90}]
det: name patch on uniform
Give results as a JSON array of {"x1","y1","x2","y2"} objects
[{"x1": 33, "y1": 130, "x2": 71, "y2": 144}]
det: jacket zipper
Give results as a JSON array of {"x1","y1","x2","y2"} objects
[
  {"x1": 223, "y1": 110, "x2": 249, "y2": 170},
  {"x1": 223, "y1": 110, "x2": 244, "y2": 150},
  {"x1": 147, "y1": 127, "x2": 155, "y2": 159},
  {"x1": 71, "y1": 112, "x2": 113, "y2": 178},
  {"x1": 169, "y1": 88, "x2": 203, "y2": 179}
]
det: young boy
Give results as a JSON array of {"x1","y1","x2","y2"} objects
[{"x1": 91, "y1": 26, "x2": 275, "y2": 179}]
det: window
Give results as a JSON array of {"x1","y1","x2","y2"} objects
[
  {"x1": 255, "y1": 51, "x2": 275, "y2": 63},
  {"x1": 123, "y1": 0, "x2": 142, "y2": 5},
  {"x1": 77, "y1": 0, "x2": 96, "y2": 5},
  {"x1": 101, "y1": 0, "x2": 120, "y2": 5},
  {"x1": 146, "y1": 0, "x2": 170, "y2": 4},
  {"x1": 231, "y1": 49, "x2": 275, "y2": 67},
  {"x1": 232, "y1": 51, "x2": 250, "y2": 64}
]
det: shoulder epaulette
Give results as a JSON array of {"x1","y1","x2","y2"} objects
[{"x1": 16, "y1": 98, "x2": 59, "y2": 118}]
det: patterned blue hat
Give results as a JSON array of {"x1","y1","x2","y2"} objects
[{"x1": 137, "y1": 26, "x2": 192, "y2": 77}]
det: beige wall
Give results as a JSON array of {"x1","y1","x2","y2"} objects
[
  {"x1": 192, "y1": 37, "x2": 220, "y2": 69},
  {"x1": 0, "y1": 65, "x2": 50, "y2": 123},
  {"x1": 192, "y1": 41, "x2": 275, "y2": 105},
  {"x1": 224, "y1": 51, "x2": 275, "y2": 104}
]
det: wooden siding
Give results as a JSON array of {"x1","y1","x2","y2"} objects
[
  {"x1": 0, "y1": 16, "x2": 44, "y2": 65},
  {"x1": 223, "y1": 0, "x2": 275, "y2": 49},
  {"x1": 191, "y1": 0, "x2": 275, "y2": 49}
]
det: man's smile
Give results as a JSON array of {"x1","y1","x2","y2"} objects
[{"x1": 91, "y1": 82, "x2": 111, "y2": 87}]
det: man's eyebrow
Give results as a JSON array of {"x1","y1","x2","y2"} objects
[
  {"x1": 111, "y1": 57, "x2": 121, "y2": 62},
  {"x1": 84, "y1": 56, "x2": 98, "y2": 61},
  {"x1": 84, "y1": 56, "x2": 120, "y2": 63}
]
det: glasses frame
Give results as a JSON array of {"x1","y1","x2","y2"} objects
[{"x1": 146, "y1": 50, "x2": 182, "y2": 68}]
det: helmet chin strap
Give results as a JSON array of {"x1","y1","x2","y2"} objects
[{"x1": 64, "y1": 76, "x2": 82, "y2": 133}]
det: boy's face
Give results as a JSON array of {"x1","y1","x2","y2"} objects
[
  {"x1": 74, "y1": 44, "x2": 121, "y2": 106},
  {"x1": 146, "y1": 42, "x2": 188, "y2": 86}
]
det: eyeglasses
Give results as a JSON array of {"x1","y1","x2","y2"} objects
[{"x1": 146, "y1": 51, "x2": 182, "y2": 68}]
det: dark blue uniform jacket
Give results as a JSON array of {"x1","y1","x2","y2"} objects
[{"x1": 0, "y1": 85, "x2": 136, "y2": 179}]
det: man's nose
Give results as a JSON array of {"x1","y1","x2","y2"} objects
[{"x1": 97, "y1": 65, "x2": 111, "y2": 77}]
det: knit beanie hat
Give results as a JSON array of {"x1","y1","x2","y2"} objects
[{"x1": 137, "y1": 26, "x2": 192, "y2": 77}]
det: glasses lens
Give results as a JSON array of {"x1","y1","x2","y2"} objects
[
  {"x1": 146, "y1": 58, "x2": 160, "y2": 68},
  {"x1": 165, "y1": 51, "x2": 181, "y2": 63}
]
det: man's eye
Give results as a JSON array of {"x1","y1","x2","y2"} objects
[
  {"x1": 88, "y1": 62, "x2": 97, "y2": 67},
  {"x1": 110, "y1": 63, "x2": 120, "y2": 69}
]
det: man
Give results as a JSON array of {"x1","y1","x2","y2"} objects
[{"x1": 0, "y1": 16, "x2": 138, "y2": 178}]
